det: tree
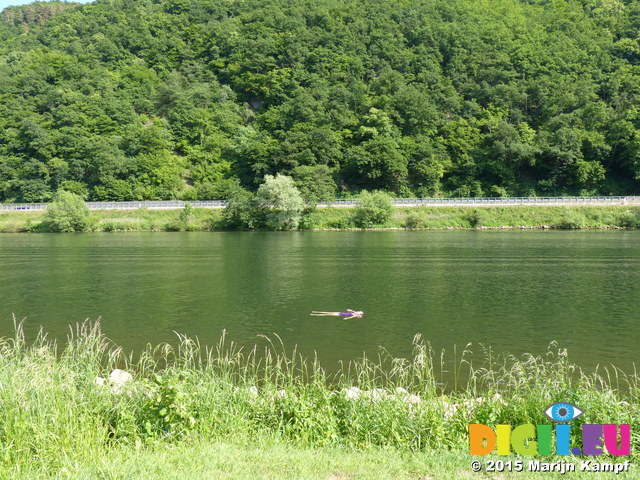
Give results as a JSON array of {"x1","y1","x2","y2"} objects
[
  {"x1": 222, "y1": 187, "x2": 261, "y2": 230},
  {"x1": 1, "y1": 0, "x2": 639, "y2": 198},
  {"x1": 255, "y1": 174, "x2": 305, "y2": 230},
  {"x1": 43, "y1": 190, "x2": 90, "y2": 232},
  {"x1": 291, "y1": 164, "x2": 336, "y2": 202}
]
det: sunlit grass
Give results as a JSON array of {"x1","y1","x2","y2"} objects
[
  {"x1": 0, "y1": 205, "x2": 639, "y2": 231},
  {"x1": 392, "y1": 206, "x2": 640, "y2": 230}
]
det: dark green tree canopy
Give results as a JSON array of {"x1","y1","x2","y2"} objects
[{"x1": 1, "y1": 0, "x2": 640, "y2": 202}]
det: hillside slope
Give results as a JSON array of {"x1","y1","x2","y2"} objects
[{"x1": 1, "y1": 0, "x2": 640, "y2": 201}]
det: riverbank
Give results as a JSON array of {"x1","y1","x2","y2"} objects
[
  {"x1": 1, "y1": 321, "x2": 637, "y2": 478},
  {"x1": 1, "y1": 205, "x2": 639, "y2": 232}
]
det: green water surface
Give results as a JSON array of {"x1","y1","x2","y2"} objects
[{"x1": 1, "y1": 231, "x2": 638, "y2": 379}]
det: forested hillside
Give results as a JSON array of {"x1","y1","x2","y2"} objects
[{"x1": 1, "y1": 0, "x2": 640, "y2": 202}]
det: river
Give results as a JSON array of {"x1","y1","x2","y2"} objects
[{"x1": 1, "y1": 231, "x2": 638, "y2": 382}]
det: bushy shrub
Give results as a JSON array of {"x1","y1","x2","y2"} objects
[
  {"x1": 466, "y1": 209, "x2": 485, "y2": 228},
  {"x1": 617, "y1": 211, "x2": 640, "y2": 228},
  {"x1": 166, "y1": 203, "x2": 198, "y2": 231},
  {"x1": 223, "y1": 176, "x2": 305, "y2": 230},
  {"x1": 353, "y1": 190, "x2": 394, "y2": 227},
  {"x1": 554, "y1": 213, "x2": 585, "y2": 230},
  {"x1": 255, "y1": 174, "x2": 305, "y2": 230},
  {"x1": 43, "y1": 190, "x2": 90, "y2": 232},
  {"x1": 403, "y1": 212, "x2": 423, "y2": 229},
  {"x1": 326, "y1": 217, "x2": 353, "y2": 229},
  {"x1": 298, "y1": 206, "x2": 319, "y2": 229},
  {"x1": 222, "y1": 188, "x2": 261, "y2": 229}
]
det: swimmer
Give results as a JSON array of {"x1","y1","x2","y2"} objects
[{"x1": 310, "y1": 309, "x2": 364, "y2": 319}]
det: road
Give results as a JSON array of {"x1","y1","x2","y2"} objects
[{"x1": 1, "y1": 196, "x2": 638, "y2": 212}]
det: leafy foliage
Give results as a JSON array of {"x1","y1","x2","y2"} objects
[
  {"x1": 43, "y1": 190, "x2": 90, "y2": 232},
  {"x1": 222, "y1": 187, "x2": 262, "y2": 230},
  {"x1": 353, "y1": 190, "x2": 394, "y2": 227},
  {"x1": 223, "y1": 174, "x2": 305, "y2": 229},
  {"x1": 2, "y1": 0, "x2": 640, "y2": 200},
  {"x1": 255, "y1": 174, "x2": 305, "y2": 230},
  {"x1": 139, "y1": 374, "x2": 198, "y2": 439}
]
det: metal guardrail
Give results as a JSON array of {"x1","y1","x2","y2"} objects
[
  {"x1": 85, "y1": 200, "x2": 227, "y2": 210},
  {"x1": 0, "y1": 196, "x2": 638, "y2": 211},
  {"x1": 319, "y1": 196, "x2": 640, "y2": 207},
  {"x1": 0, "y1": 200, "x2": 228, "y2": 211}
]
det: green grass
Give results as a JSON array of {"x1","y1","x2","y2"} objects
[
  {"x1": 386, "y1": 206, "x2": 640, "y2": 230},
  {"x1": 44, "y1": 439, "x2": 639, "y2": 480},
  {"x1": 0, "y1": 321, "x2": 638, "y2": 478},
  {"x1": 0, "y1": 208, "x2": 224, "y2": 233},
  {"x1": 1, "y1": 206, "x2": 640, "y2": 232},
  {"x1": 23, "y1": 439, "x2": 468, "y2": 480}
]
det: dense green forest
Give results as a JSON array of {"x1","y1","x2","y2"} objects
[{"x1": 1, "y1": 0, "x2": 640, "y2": 202}]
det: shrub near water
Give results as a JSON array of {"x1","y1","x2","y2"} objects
[
  {"x1": 42, "y1": 191, "x2": 90, "y2": 232},
  {"x1": 617, "y1": 210, "x2": 640, "y2": 228},
  {"x1": 222, "y1": 175, "x2": 305, "y2": 230},
  {"x1": 222, "y1": 187, "x2": 261, "y2": 229},
  {"x1": 166, "y1": 203, "x2": 201, "y2": 231},
  {"x1": 353, "y1": 191, "x2": 394, "y2": 227}
]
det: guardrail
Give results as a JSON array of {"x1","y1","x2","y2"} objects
[
  {"x1": 1, "y1": 196, "x2": 638, "y2": 211},
  {"x1": 319, "y1": 196, "x2": 640, "y2": 207},
  {"x1": 0, "y1": 200, "x2": 228, "y2": 211}
]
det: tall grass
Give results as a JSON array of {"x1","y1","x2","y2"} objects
[
  {"x1": 2, "y1": 206, "x2": 640, "y2": 232},
  {"x1": 0, "y1": 320, "x2": 637, "y2": 477}
]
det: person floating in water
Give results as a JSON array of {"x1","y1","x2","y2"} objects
[{"x1": 310, "y1": 309, "x2": 364, "y2": 319}]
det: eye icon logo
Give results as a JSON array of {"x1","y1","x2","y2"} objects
[
  {"x1": 470, "y1": 401, "x2": 630, "y2": 457},
  {"x1": 544, "y1": 402, "x2": 584, "y2": 422}
]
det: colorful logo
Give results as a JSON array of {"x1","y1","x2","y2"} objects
[
  {"x1": 544, "y1": 402, "x2": 583, "y2": 423},
  {"x1": 469, "y1": 402, "x2": 631, "y2": 456}
]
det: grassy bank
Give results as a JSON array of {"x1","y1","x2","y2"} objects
[
  {"x1": 1, "y1": 205, "x2": 640, "y2": 232},
  {"x1": 0, "y1": 321, "x2": 637, "y2": 478},
  {"x1": 0, "y1": 208, "x2": 222, "y2": 233}
]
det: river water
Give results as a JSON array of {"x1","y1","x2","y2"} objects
[{"x1": 1, "y1": 231, "x2": 638, "y2": 380}]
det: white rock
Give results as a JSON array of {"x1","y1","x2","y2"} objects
[
  {"x1": 345, "y1": 386, "x2": 361, "y2": 400},
  {"x1": 95, "y1": 376, "x2": 106, "y2": 386},
  {"x1": 276, "y1": 389, "x2": 287, "y2": 398},
  {"x1": 109, "y1": 369, "x2": 133, "y2": 393},
  {"x1": 248, "y1": 386, "x2": 259, "y2": 397},
  {"x1": 395, "y1": 387, "x2": 408, "y2": 395},
  {"x1": 366, "y1": 388, "x2": 387, "y2": 402},
  {"x1": 406, "y1": 394, "x2": 421, "y2": 405}
]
